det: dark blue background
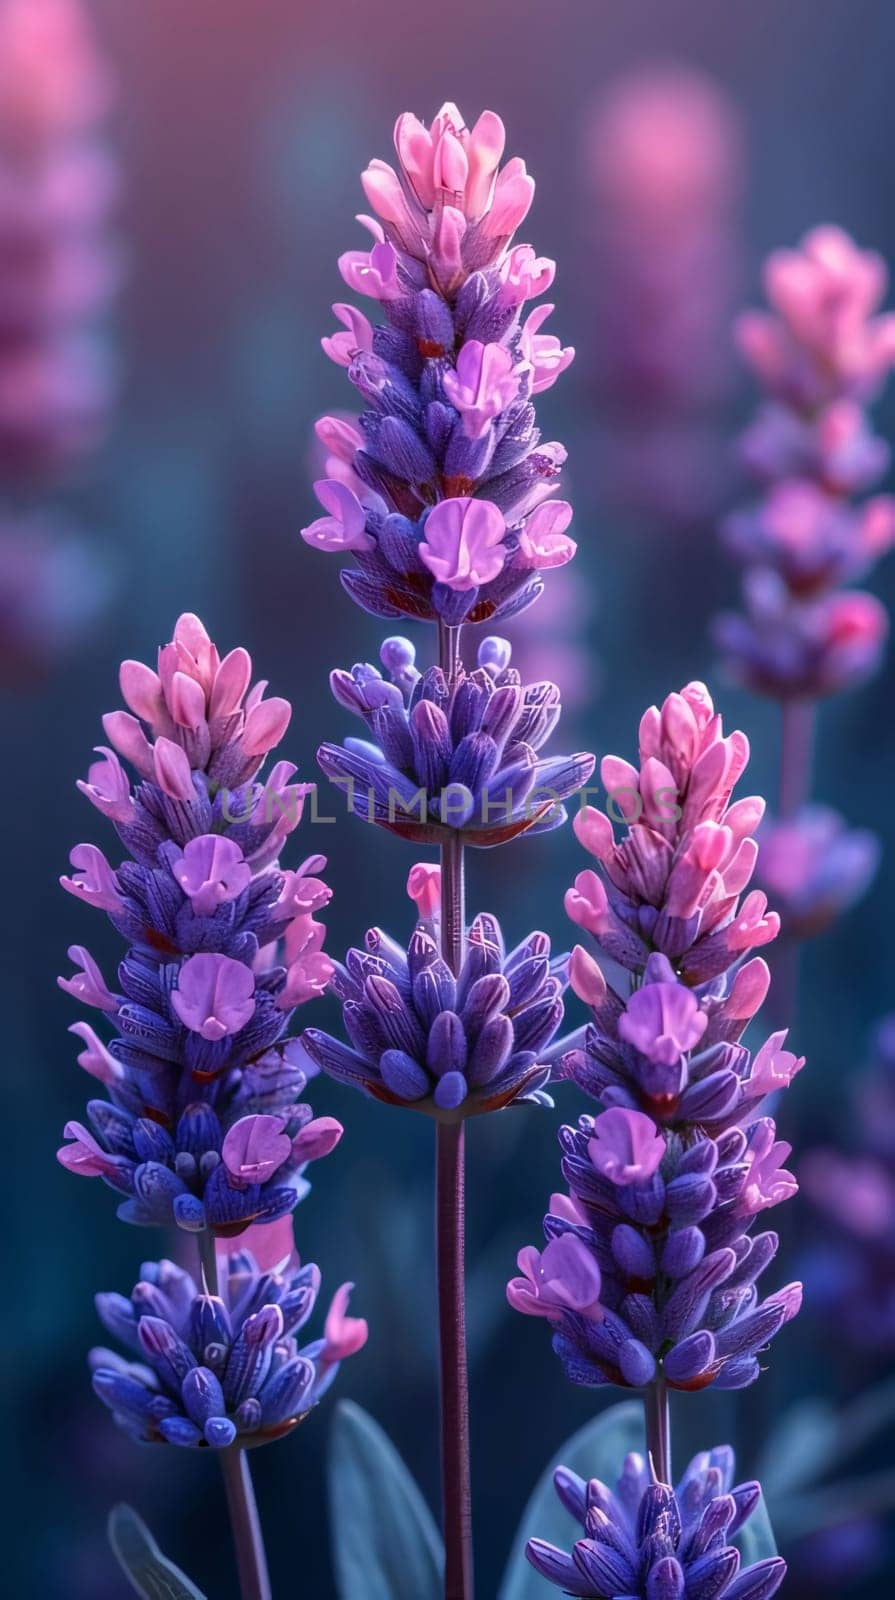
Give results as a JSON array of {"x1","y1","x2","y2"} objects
[{"x1": 5, "y1": 0, "x2": 894, "y2": 1592}]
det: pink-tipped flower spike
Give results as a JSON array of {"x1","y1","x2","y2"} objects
[
  {"x1": 715, "y1": 227, "x2": 895, "y2": 960},
  {"x1": 57, "y1": 614, "x2": 338, "y2": 1236},
  {"x1": 565, "y1": 680, "x2": 778, "y2": 985},
  {"x1": 300, "y1": 103, "x2": 587, "y2": 1600},
  {"x1": 511, "y1": 678, "x2": 805, "y2": 1488},
  {"x1": 301, "y1": 102, "x2": 575, "y2": 626}
]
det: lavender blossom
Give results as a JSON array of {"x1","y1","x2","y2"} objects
[
  {"x1": 564, "y1": 681, "x2": 779, "y2": 983},
  {"x1": 510, "y1": 684, "x2": 803, "y2": 1397},
  {"x1": 319, "y1": 632, "x2": 594, "y2": 844},
  {"x1": 301, "y1": 102, "x2": 575, "y2": 625},
  {"x1": 526, "y1": 1448, "x2": 785, "y2": 1599},
  {"x1": 714, "y1": 229, "x2": 894, "y2": 943},
  {"x1": 755, "y1": 804, "x2": 879, "y2": 938},
  {"x1": 57, "y1": 613, "x2": 338, "y2": 1235},
  {"x1": 91, "y1": 1248, "x2": 366, "y2": 1450},
  {"x1": 303, "y1": 910, "x2": 564, "y2": 1116}
]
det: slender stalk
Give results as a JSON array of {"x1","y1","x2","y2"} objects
[
  {"x1": 436, "y1": 1119, "x2": 473, "y2": 1600},
  {"x1": 197, "y1": 1233, "x2": 272, "y2": 1600},
  {"x1": 435, "y1": 620, "x2": 474, "y2": 1599},
  {"x1": 219, "y1": 1449, "x2": 272, "y2": 1600},
  {"x1": 778, "y1": 697, "x2": 816, "y2": 819},
  {"x1": 771, "y1": 697, "x2": 817, "y2": 1030},
  {"x1": 644, "y1": 1377, "x2": 671, "y2": 1485}
]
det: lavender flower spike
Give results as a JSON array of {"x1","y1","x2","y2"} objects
[
  {"x1": 57, "y1": 612, "x2": 339, "y2": 1236},
  {"x1": 714, "y1": 228, "x2": 895, "y2": 963},
  {"x1": 302, "y1": 102, "x2": 576, "y2": 625},
  {"x1": 527, "y1": 1448, "x2": 785, "y2": 1599},
  {"x1": 510, "y1": 680, "x2": 805, "y2": 1472},
  {"x1": 91, "y1": 1248, "x2": 367, "y2": 1450}
]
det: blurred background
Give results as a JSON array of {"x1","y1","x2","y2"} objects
[{"x1": 4, "y1": 0, "x2": 895, "y2": 1592}]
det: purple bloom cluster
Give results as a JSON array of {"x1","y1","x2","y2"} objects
[
  {"x1": 302, "y1": 101, "x2": 575, "y2": 625},
  {"x1": 755, "y1": 804, "x2": 879, "y2": 940},
  {"x1": 58, "y1": 613, "x2": 340, "y2": 1235},
  {"x1": 319, "y1": 631, "x2": 594, "y2": 845},
  {"x1": 509, "y1": 683, "x2": 804, "y2": 1393},
  {"x1": 303, "y1": 909, "x2": 564, "y2": 1116},
  {"x1": 526, "y1": 1448, "x2": 785, "y2": 1599},
  {"x1": 91, "y1": 1250, "x2": 367, "y2": 1450},
  {"x1": 715, "y1": 227, "x2": 895, "y2": 702},
  {"x1": 713, "y1": 228, "x2": 895, "y2": 937}
]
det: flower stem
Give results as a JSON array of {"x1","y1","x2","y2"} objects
[
  {"x1": 436, "y1": 1119, "x2": 474, "y2": 1600},
  {"x1": 197, "y1": 1233, "x2": 272, "y2": 1600},
  {"x1": 773, "y1": 697, "x2": 817, "y2": 1030},
  {"x1": 436, "y1": 620, "x2": 474, "y2": 1599},
  {"x1": 779, "y1": 698, "x2": 816, "y2": 819},
  {"x1": 220, "y1": 1448, "x2": 272, "y2": 1600},
  {"x1": 644, "y1": 1376, "x2": 671, "y2": 1485}
]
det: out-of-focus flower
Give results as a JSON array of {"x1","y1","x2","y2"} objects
[
  {"x1": 57, "y1": 614, "x2": 337, "y2": 1234},
  {"x1": 0, "y1": 514, "x2": 112, "y2": 680},
  {"x1": 90, "y1": 1250, "x2": 366, "y2": 1448},
  {"x1": 526, "y1": 1448, "x2": 785, "y2": 1599},
  {"x1": 715, "y1": 569, "x2": 887, "y2": 699},
  {"x1": 716, "y1": 227, "x2": 895, "y2": 708},
  {"x1": 737, "y1": 227, "x2": 895, "y2": 411},
  {"x1": 303, "y1": 911, "x2": 565, "y2": 1117},
  {"x1": 320, "y1": 632, "x2": 594, "y2": 845},
  {"x1": 801, "y1": 1016, "x2": 895, "y2": 1352},
  {"x1": 301, "y1": 102, "x2": 575, "y2": 625},
  {"x1": 756, "y1": 805, "x2": 879, "y2": 937},
  {"x1": 585, "y1": 65, "x2": 744, "y2": 412},
  {"x1": 583, "y1": 66, "x2": 745, "y2": 525},
  {"x1": 0, "y1": 0, "x2": 121, "y2": 476}
]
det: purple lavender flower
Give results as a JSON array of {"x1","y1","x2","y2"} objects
[
  {"x1": 303, "y1": 910, "x2": 565, "y2": 1116},
  {"x1": 510, "y1": 684, "x2": 804, "y2": 1396},
  {"x1": 90, "y1": 1248, "x2": 367, "y2": 1450},
  {"x1": 715, "y1": 569, "x2": 887, "y2": 700},
  {"x1": 526, "y1": 1447, "x2": 785, "y2": 1599},
  {"x1": 57, "y1": 613, "x2": 339, "y2": 1235},
  {"x1": 319, "y1": 632, "x2": 594, "y2": 844},
  {"x1": 509, "y1": 1106, "x2": 801, "y2": 1393},
  {"x1": 301, "y1": 102, "x2": 576, "y2": 625},
  {"x1": 564, "y1": 681, "x2": 779, "y2": 983},
  {"x1": 715, "y1": 228, "x2": 895, "y2": 702},
  {"x1": 756, "y1": 804, "x2": 879, "y2": 938}
]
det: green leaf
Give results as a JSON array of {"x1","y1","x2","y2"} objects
[
  {"x1": 107, "y1": 1505, "x2": 207, "y2": 1600},
  {"x1": 735, "y1": 1488, "x2": 780, "y2": 1565},
  {"x1": 328, "y1": 1400, "x2": 444, "y2": 1600},
  {"x1": 498, "y1": 1401, "x2": 644, "y2": 1600},
  {"x1": 757, "y1": 1398, "x2": 840, "y2": 1499}
]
